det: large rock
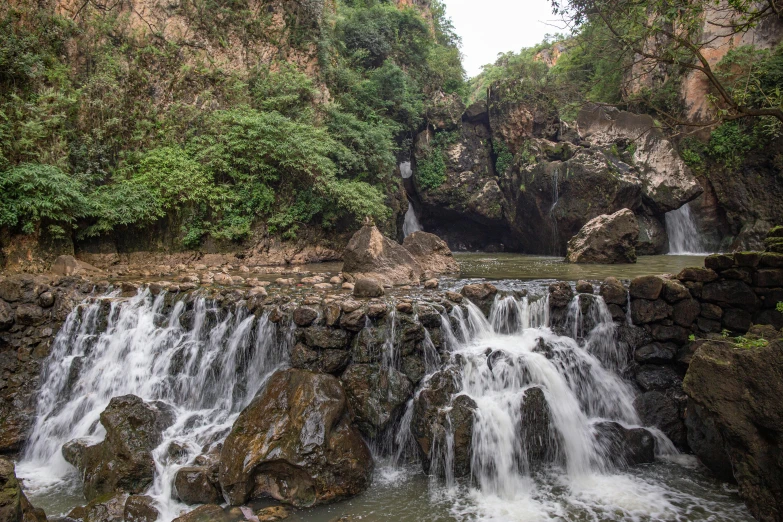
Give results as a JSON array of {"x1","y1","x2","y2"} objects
[
  {"x1": 411, "y1": 369, "x2": 460, "y2": 469},
  {"x1": 565, "y1": 209, "x2": 639, "y2": 264},
  {"x1": 0, "y1": 458, "x2": 47, "y2": 522},
  {"x1": 50, "y1": 255, "x2": 104, "y2": 277},
  {"x1": 340, "y1": 364, "x2": 413, "y2": 439},
  {"x1": 172, "y1": 504, "x2": 228, "y2": 522},
  {"x1": 594, "y1": 422, "x2": 656, "y2": 467},
  {"x1": 62, "y1": 395, "x2": 174, "y2": 500},
  {"x1": 684, "y1": 333, "x2": 783, "y2": 521},
  {"x1": 220, "y1": 368, "x2": 372, "y2": 507},
  {"x1": 342, "y1": 225, "x2": 422, "y2": 285},
  {"x1": 174, "y1": 466, "x2": 222, "y2": 505},
  {"x1": 576, "y1": 104, "x2": 702, "y2": 213},
  {"x1": 634, "y1": 390, "x2": 687, "y2": 448},
  {"x1": 519, "y1": 386, "x2": 560, "y2": 466},
  {"x1": 402, "y1": 231, "x2": 460, "y2": 275}
]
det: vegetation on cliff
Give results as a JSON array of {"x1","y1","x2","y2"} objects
[{"x1": 0, "y1": 0, "x2": 464, "y2": 248}]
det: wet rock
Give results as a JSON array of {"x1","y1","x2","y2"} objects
[
  {"x1": 671, "y1": 298, "x2": 700, "y2": 327},
  {"x1": 565, "y1": 208, "x2": 639, "y2": 264},
  {"x1": 174, "y1": 466, "x2": 222, "y2": 505},
  {"x1": 519, "y1": 386, "x2": 559, "y2": 466},
  {"x1": 353, "y1": 278, "x2": 385, "y2": 298},
  {"x1": 339, "y1": 309, "x2": 367, "y2": 332},
  {"x1": 66, "y1": 395, "x2": 175, "y2": 500},
  {"x1": 411, "y1": 369, "x2": 460, "y2": 467},
  {"x1": 14, "y1": 303, "x2": 44, "y2": 326},
  {"x1": 71, "y1": 493, "x2": 128, "y2": 522},
  {"x1": 0, "y1": 299, "x2": 13, "y2": 331},
  {"x1": 548, "y1": 282, "x2": 574, "y2": 309},
  {"x1": 755, "y1": 268, "x2": 783, "y2": 287},
  {"x1": 220, "y1": 368, "x2": 373, "y2": 507},
  {"x1": 0, "y1": 457, "x2": 47, "y2": 522},
  {"x1": 575, "y1": 280, "x2": 594, "y2": 294},
  {"x1": 402, "y1": 232, "x2": 460, "y2": 275},
  {"x1": 341, "y1": 364, "x2": 413, "y2": 439},
  {"x1": 342, "y1": 225, "x2": 422, "y2": 285},
  {"x1": 634, "y1": 390, "x2": 687, "y2": 448},
  {"x1": 401, "y1": 355, "x2": 426, "y2": 385},
  {"x1": 396, "y1": 301, "x2": 413, "y2": 314},
  {"x1": 684, "y1": 337, "x2": 783, "y2": 520},
  {"x1": 705, "y1": 254, "x2": 735, "y2": 271},
  {"x1": 702, "y1": 280, "x2": 758, "y2": 309},
  {"x1": 293, "y1": 307, "x2": 319, "y2": 327},
  {"x1": 722, "y1": 309, "x2": 752, "y2": 332},
  {"x1": 685, "y1": 402, "x2": 734, "y2": 482},
  {"x1": 635, "y1": 365, "x2": 682, "y2": 392},
  {"x1": 172, "y1": 504, "x2": 228, "y2": 522},
  {"x1": 594, "y1": 421, "x2": 655, "y2": 467},
  {"x1": 256, "y1": 505, "x2": 290, "y2": 521},
  {"x1": 697, "y1": 317, "x2": 723, "y2": 333},
  {"x1": 460, "y1": 283, "x2": 498, "y2": 315},
  {"x1": 722, "y1": 267, "x2": 753, "y2": 284},
  {"x1": 423, "y1": 278, "x2": 439, "y2": 289},
  {"x1": 301, "y1": 326, "x2": 349, "y2": 350},
  {"x1": 649, "y1": 324, "x2": 689, "y2": 343},
  {"x1": 291, "y1": 344, "x2": 350, "y2": 375},
  {"x1": 677, "y1": 267, "x2": 718, "y2": 283},
  {"x1": 600, "y1": 277, "x2": 627, "y2": 305},
  {"x1": 661, "y1": 279, "x2": 690, "y2": 303},
  {"x1": 38, "y1": 291, "x2": 55, "y2": 308},
  {"x1": 432, "y1": 394, "x2": 476, "y2": 477},
  {"x1": 630, "y1": 299, "x2": 672, "y2": 324},
  {"x1": 366, "y1": 302, "x2": 388, "y2": 319},
  {"x1": 323, "y1": 303, "x2": 341, "y2": 326},
  {"x1": 123, "y1": 495, "x2": 159, "y2": 522},
  {"x1": 629, "y1": 275, "x2": 663, "y2": 300},
  {"x1": 634, "y1": 342, "x2": 677, "y2": 364}
]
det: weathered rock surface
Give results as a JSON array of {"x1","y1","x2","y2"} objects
[
  {"x1": 62, "y1": 395, "x2": 174, "y2": 500},
  {"x1": 576, "y1": 105, "x2": 702, "y2": 214},
  {"x1": 342, "y1": 225, "x2": 422, "y2": 286},
  {"x1": 123, "y1": 495, "x2": 160, "y2": 522},
  {"x1": 340, "y1": 364, "x2": 412, "y2": 439},
  {"x1": 174, "y1": 466, "x2": 222, "y2": 505},
  {"x1": 220, "y1": 368, "x2": 372, "y2": 507},
  {"x1": 684, "y1": 333, "x2": 783, "y2": 521},
  {"x1": 594, "y1": 422, "x2": 656, "y2": 467},
  {"x1": 402, "y1": 231, "x2": 459, "y2": 275},
  {"x1": 172, "y1": 504, "x2": 228, "y2": 522},
  {"x1": 50, "y1": 255, "x2": 104, "y2": 277},
  {"x1": 0, "y1": 458, "x2": 47, "y2": 522},
  {"x1": 566, "y1": 209, "x2": 639, "y2": 264}
]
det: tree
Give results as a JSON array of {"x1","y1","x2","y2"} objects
[{"x1": 551, "y1": 0, "x2": 783, "y2": 128}]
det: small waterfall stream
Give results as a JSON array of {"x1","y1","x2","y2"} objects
[
  {"x1": 403, "y1": 201, "x2": 423, "y2": 238},
  {"x1": 665, "y1": 203, "x2": 707, "y2": 254},
  {"x1": 18, "y1": 290, "x2": 290, "y2": 521},
  {"x1": 17, "y1": 286, "x2": 750, "y2": 522}
]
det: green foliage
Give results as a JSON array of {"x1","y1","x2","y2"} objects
[
  {"x1": 249, "y1": 63, "x2": 317, "y2": 119},
  {"x1": 733, "y1": 336, "x2": 769, "y2": 349},
  {"x1": 417, "y1": 151, "x2": 447, "y2": 189},
  {"x1": 776, "y1": 301, "x2": 783, "y2": 313},
  {"x1": 0, "y1": 163, "x2": 90, "y2": 237},
  {"x1": 493, "y1": 139, "x2": 514, "y2": 175}
]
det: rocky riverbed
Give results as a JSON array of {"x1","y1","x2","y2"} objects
[{"x1": 1, "y1": 240, "x2": 782, "y2": 522}]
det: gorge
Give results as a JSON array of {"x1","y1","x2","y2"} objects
[{"x1": 2, "y1": 0, "x2": 783, "y2": 520}]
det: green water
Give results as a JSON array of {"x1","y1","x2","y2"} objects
[{"x1": 453, "y1": 253, "x2": 707, "y2": 282}]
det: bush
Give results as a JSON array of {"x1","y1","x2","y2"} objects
[{"x1": 0, "y1": 163, "x2": 89, "y2": 237}]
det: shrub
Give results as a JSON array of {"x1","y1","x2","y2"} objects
[{"x1": 0, "y1": 163, "x2": 90, "y2": 237}]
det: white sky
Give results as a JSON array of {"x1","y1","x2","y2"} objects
[{"x1": 442, "y1": 0, "x2": 559, "y2": 77}]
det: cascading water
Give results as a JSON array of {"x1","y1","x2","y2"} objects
[
  {"x1": 550, "y1": 168, "x2": 560, "y2": 256},
  {"x1": 403, "y1": 201, "x2": 423, "y2": 238},
  {"x1": 18, "y1": 289, "x2": 290, "y2": 521},
  {"x1": 666, "y1": 202, "x2": 707, "y2": 254}
]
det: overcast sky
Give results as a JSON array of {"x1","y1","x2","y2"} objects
[{"x1": 442, "y1": 0, "x2": 559, "y2": 77}]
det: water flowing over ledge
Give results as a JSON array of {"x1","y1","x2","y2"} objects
[{"x1": 17, "y1": 284, "x2": 752, "y2": 522}]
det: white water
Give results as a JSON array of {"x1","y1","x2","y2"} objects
[
  {"x1": 18, "y1": 287, "x2": 750, "y2": 522},
  {"x1": 403, "y1": 201, "x2": 423, "y2": 238},
  {"x1": 18, "y1": 290, "x2": 290, "y2": 521},
  {"x1": 666, "y1": 203, "x2": 707, "y2": 255}
]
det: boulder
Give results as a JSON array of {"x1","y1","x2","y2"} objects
[
  {"x1": 353, "y1": 278, "x2": 384, "y2": 298},
  {"x1": 290, "y1": 344, "x2": 350, "y2": 375},
  {"x1": 0, "y1": 299, "x2": 14, "y2": 331},
  {"x1": 635, "y1": 365, "x2": 682, "y2": 392},
  {"x1": 63, "y1": 395, "x2": 174, "y2": 500},
  {"x1": 594, "y1": 422, "x2": 656, "y2": 467},
  {"x1": 430, "y1": 394, "x2": 476, "y2": 477},
  {"x1": 548, "y1": 281, "x2": 574, "y2": 309},
  {"x1": 599, "y1": 277, "x2": 627, "y2": 305},
  {"x1": 629, "y1": 275, "x2": 664, "y2": 300},
  {"x1": 292, "y1": 307, "x2": 319, "y2": 327},
  {"x1": 342, "y1": 225, "x2": 422, "y2": 285},
  {"x1": 256, "y1": 505, "x2": 290, "y2": 521},
  {"x1": 685, "y1": 402, "x2": 734, "y2": 482},
  {"x1": 519, "y1": 386, "x2": 560, "y2": 466},
  {"x1": 630, "y1": 299, "x2": 672, "y2": 324},
  {"x1": 684, "y1": 337, "x2": 783, "y2": 521},
  {"x1": 340, "y1": 364, "x2": 413, "y2": 439},
  {"x1": 402, "y1": 231, "x2": 460, "y2": 275},
  {"x1": 565, "y1": 209, "x2": 639, "y2": 264},
  {"x1": 68, "y1": 493, "x2": 128, "y2": 522},
  {"x1": 634, "y1": 390, "x2": 687, "y2": 448},
  {"x1": 174, "y1": 466, "x2": 222, "y2": 505},
  {"x1": 220, "y1": 369, "x2": 372, "y2": 507},
  {"x1": 172, "y1": 504, "x2": 228, "y2": 522},
  {"x1": 460, "y1": 283, "x2": 498, "y2": 316},
  {"x1": 50, "y1": 255, "x2": 104, "y2": 277},
  {"x1": 411, "y1": 369, "x2": 460, "y2": 468},
  {"x1": 0, "y1": 457, "x2": 47, "y2": 522},
  {"x1": 575, "y1": 280, "x2": 594, "y2": 294},
  {"x1": 576, "y1": 104, "x2": 702, "y2": 213},
  {"x1": 123, "y1": 495, "x2": 160, "y2": 522}
]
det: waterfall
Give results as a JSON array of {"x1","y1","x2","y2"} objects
[
  {"x1": 665, "y1": 203, "x2": 707, "y2": 254},
  {"x1": 550, "y1": 168, "x2": 560, "y2": 255},
  {"x1": 403, "y1": 201, "x2": 423, "y2": 238},
  {"x1": 18, "y1": 289, "x2": 290, "y2": 521},
  {"x1": 421, "y1": 292, "x2": 680, "y2": 519}
]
